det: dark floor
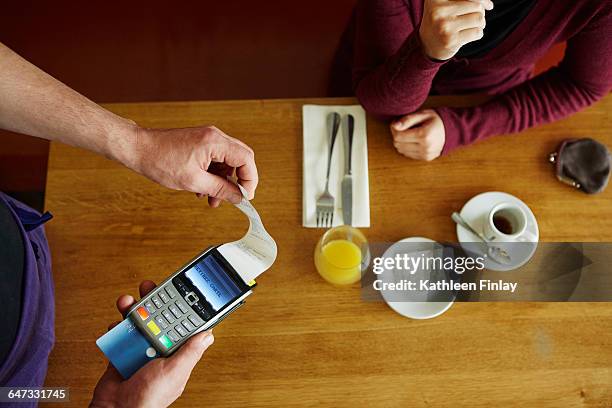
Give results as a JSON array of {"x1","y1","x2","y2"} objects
[{"x1": 0, "y1": 0, "x2": 565, "y2": 211}]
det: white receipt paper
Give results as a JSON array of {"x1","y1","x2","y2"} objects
[{"x1": 218, "y1": 184, "x2": 278, "y2": 284}]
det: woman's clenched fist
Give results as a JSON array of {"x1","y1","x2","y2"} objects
[{"x1": 419, "y1": 0, "x2": 493, "y2": 61}]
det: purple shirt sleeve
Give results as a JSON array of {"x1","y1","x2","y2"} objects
[
  {"x1": 352, "y1": 0, "x2": 444, "y2": 117},
  {"x1": 437, "y1": 4, "x2": 612, "y2": 154}
]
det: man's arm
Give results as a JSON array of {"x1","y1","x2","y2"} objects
[
  {"x1": 0, "y1": 43, "x2": 257, "y2": 205},
  {"x1": 0, "y1": 43, "x2": 139, "y2": 168}
]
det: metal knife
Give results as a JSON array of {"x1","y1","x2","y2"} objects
[{"x1": 342, "y1": 114, "x2": 354, "y2": 226}]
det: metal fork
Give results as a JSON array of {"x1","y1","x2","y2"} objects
[{"x1": 316, "y1": 112, "x2": 341, "y2": 228}]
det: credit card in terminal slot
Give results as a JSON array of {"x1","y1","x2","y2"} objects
[{"x1": 96, "y1": 318, "x2": 158, "y2": 379}]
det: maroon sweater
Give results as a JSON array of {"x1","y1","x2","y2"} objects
[{"x1": 351, "y1": 0, "x2": 612, "y2": 154}]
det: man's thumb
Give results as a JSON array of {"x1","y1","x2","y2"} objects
[{"x1": 167, "y1": 331, "x2": 214, "y2": 374}]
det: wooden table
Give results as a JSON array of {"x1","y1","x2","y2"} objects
[{"x1": 45, "y1": 96, "x2": 612, "y2": 407}]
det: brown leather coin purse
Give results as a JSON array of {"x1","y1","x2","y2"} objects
[{"x1": 548, "y1": 138, "x2": 611, "y2": 194}]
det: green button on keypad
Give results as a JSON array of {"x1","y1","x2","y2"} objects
[{"x1": 159, "y1": 334, "x2": 173, "y2": 349}]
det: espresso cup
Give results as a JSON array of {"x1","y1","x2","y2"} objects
[{"x1": 484, "y1": 202, "x2": 534, "y2": 242}]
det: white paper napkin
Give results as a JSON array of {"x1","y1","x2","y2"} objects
[{"x1": 302, "y1": 104, "x2": 370, "y2": 228}]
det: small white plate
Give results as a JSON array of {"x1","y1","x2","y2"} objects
[
  {"x1": 380, "y1": 237, "x2": 454, "y2": 320},
  {"x1": 456, "y1": 192, "x2": 539, "y2": 272}
]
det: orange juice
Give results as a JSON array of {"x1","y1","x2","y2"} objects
[{"x1": 315, "y1": 239, "x2": 362, "y2": 285}]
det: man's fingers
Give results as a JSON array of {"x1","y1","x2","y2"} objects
[
  {"x1": 116, "y1": 295, "x2": 135, "y2": 317},
  {"x1": 167, "y1": 331, "x2": 214, "y2": 377},
  {"x1": 391, "y1": 111, "x2": 434, "y2": 132},
  {"x1": 208, "y1": 160, "x2": 255, "y2": 203},
  {"x1": 209, "y1": 137, "x2": 258, "y2": 200},
  {"x1": 208, "y1": 196, "x2": 222, "y2": 208},
  {"x1": 207, "y1": 162, "x2": 236, "y2": 207},
  {"x1": 235, "y1": 166, "x2": 258, "y2": 200},
  {"x1": 195, "y1": 172, "x2": 242, "y2": 204},
  {"x1": 115, "y1": 281, "x2": 157, "y2": 319},
  {"x1": 139, "y1": 280, "x2": 157, "y2": 298}
]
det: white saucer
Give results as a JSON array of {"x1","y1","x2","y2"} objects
[
  {"x1": 456, "y1": 192, "x2": 539, "y2": 272},
  {"x1": 380, "y1": 237, "x2": 454, "y2": 320}
]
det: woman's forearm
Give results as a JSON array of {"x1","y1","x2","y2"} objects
[
  {"x1": 0, "y1": 43, "x2": 139, "y2": 168},
  {"x1": 354, "y1": 32, "x2": 444, "y2": 118},
  {"x1": 351, "y1": 0, "x2": 445, "y2": 118},
  {"x1": 436, "y1": 7, "x2": 612, "y2": 155},
  {"x1": 437, "y1": 67, "x2": 610, "y2": 154}
]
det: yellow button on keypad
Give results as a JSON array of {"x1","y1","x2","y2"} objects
[{"x1": 147, "y1": 320, "x2": 161, "y2": 336}]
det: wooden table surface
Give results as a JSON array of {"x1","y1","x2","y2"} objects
[{"x1": 44, "y1": 95, "x2": 612, "y2": 407}]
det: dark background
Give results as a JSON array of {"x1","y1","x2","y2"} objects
[{"x1": 0, "y1": 0, "x2": 564, "y2": 210}]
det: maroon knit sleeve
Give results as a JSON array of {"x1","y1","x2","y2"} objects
[
  {"x1": 352, "y1": 0, "x2": 445, "y2": 118},
  {"x1": 437, "y1": 4, "x2": 612, "y2": 155}
]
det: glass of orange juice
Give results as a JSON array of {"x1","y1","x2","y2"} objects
[{"x1": 314, "y1": 226, "x2": 369, "y2": 285}]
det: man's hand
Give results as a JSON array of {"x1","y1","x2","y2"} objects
[
  {"x1": 390, "y1": 109, "x2": 446, "y2": 161},
  {"x1": 90, "y1": 281, "x2": 214, "y2": 408},
  {"x1": 125, "y1": 126, "x2": 258, "y2": 207},
  {"x1": 419, "y1": 0, "x2": 493, "y2": 61}
]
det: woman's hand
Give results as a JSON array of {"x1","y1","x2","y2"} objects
[
  {"x1": 90, "y1": 281, "x2": 214, "y2": 408},
  {"x1": 419, "y1": 0, "x2": 492, "y2": 61},
  {"x1": 390, "y1": 109, "x2": 446, "y2": 161}
]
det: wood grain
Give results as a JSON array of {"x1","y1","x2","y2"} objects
[{"x1": 44, "y1": 95, "x2": 612, "y2": 407}]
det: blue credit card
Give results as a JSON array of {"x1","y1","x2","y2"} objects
[{"x1": 96, "y1": 318, "x2": 159, "y2": 379}]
